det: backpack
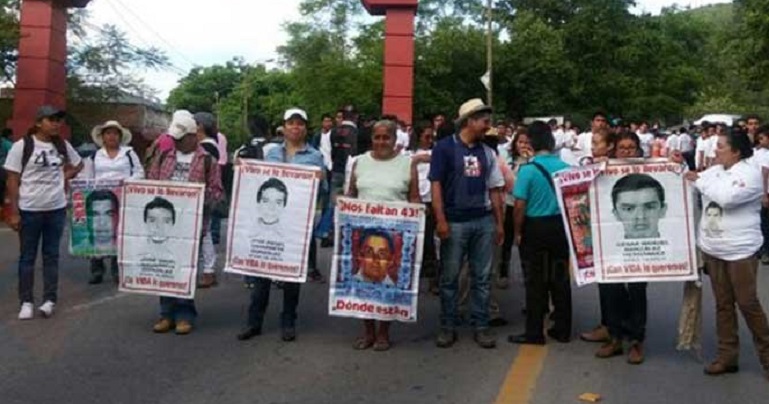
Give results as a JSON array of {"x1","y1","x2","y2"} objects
[
  {"x1": 236, "y1": 138, "x2": 265, "y2": 160},
  {"x1": 21, "y1": 134, "x2": 69, "y2": 173},
  {"x1": 91, "y1": 149, "x2": 136, "y2": 176}
]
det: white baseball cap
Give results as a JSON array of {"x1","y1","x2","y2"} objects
[
  {"x1": 168, "y1": 110, "x2": 198, "y2": 140},
  {"x1": 283, "y1": 108, "x2": 308, "y2": 122}
]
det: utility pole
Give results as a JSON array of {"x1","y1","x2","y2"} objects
[{"x1": 486, "y1": 0, "x2": 493, "y2": 110}]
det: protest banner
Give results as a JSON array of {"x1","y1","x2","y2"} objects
[
  {"x1": 329, "y1": 197, "x2": 425, "y2": 322},
  {"x1": 589, "y1": 161, "x2": 697, "y2": 283},
  {"x1": 117, "y1": 180, "x2": 205, "y2": 299},
  {"x1": 69, "y1": 179, "x2": 123, "y2": 257},
  {"x1": 224, "y1": 160, "x2": 321, "y2": 283},
  {"x1": 554, "y1": 163, "x2": 605, "y2": 286}
]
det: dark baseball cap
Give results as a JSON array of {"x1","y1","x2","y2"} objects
[{"x1": 35, "y1": 105, "x2": 66, "y2": 121}]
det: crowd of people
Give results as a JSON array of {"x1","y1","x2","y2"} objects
[{"x1": 1, "y1": 100, "x2": 768, "y2": 382}]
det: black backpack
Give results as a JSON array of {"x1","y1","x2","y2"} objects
[
  {"x1": 20, "y1": 134, "x2": 70, "y2": 173},
  {"x1": 236, "y1": 138, "x2": 265, "y2": 160},
  {"x1": 90, "y1": 149, "x2": 136, "y2": 176}
]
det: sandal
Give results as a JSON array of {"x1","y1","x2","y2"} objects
[
  {"x1": 353, "y1": 336, "x2": 375, "y2": 350},
  {"x1": 373, "y1": 337, "x2": 391, "y2": 352}
]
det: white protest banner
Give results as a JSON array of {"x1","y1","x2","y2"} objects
[
  {"x1": 118, "y1": 180, "x2": 205, "y2": 299},
  {"x1": 329, "y1": 198, "x2": 425, "y2": 322},
  {"x1": 68, "y1": 179, "x2": 123, "y2": 257},
  {"x1": 224, "y1": 160, "x2": 320, "y2": 283},
  {"x1": 554, "y1": 163, "x2": 605, "y2": 286},
  {"x1": 589, "y1": 161, "x2": 697, "y2": 283}
]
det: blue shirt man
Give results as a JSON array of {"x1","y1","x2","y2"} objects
[{"x1": 513, "y1": 154, "x2": 569, "y2": 217}]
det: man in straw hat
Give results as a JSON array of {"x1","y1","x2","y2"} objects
[{"x1": 429, "y1": 98, "x2": 506, "y2": 349}]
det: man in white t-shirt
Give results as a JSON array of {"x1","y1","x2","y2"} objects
[
  {"x1": 665, "y1": 132, "x2": 680, "y2": 154},
  {"x1": 637, "y1": 122, "x2": 654, "y2": 158},
  {"x1": 568, "y1": 112, "x2": 608, "y2": 165},
  {"x1": 3, "y1": 105, "x2": 84, "y2": 320},
  {"x1": 395, "y1": 120, "x2": 410, "y2": 154}
]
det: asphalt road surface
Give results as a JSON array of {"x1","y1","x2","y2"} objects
[{"x1": 0, "y1": 222, "x2": 766, "y2": 404}]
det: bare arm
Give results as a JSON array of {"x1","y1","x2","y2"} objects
[
  {"x1": 5, "y1": 171, "x2": 20, "y2": 231},
  {"x1": 346, "y1": 161, "x2": 358, "y2": 198},
  {"x1": 513, "y1": 199, "x2": 527, "y2": 245},
  {"x1": 431, "y1": 181, "x2": 450, "y2": 240},
  {"x1": 408, "y1": 161, "x2": 420, "y2": 204}
]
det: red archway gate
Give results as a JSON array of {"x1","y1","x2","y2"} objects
[{"x1": 362, "y1": 0, "x2": 417, "y2": 125}]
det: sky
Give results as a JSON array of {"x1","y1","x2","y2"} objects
[{"x1": 84, "y1": 0, "x2": 729, "y2": 101}]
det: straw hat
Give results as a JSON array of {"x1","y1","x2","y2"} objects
[
  {"x1": 456, "y1": 98, "x2": 492, "y2": 125},
  {"x1": 91, "y1": 121, "x2": 132, "y2": 147}
]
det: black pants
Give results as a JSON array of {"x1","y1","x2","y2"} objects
[
  {"x1": 501, "y1": 205, "x2": 515, "y2": 278},
  {"x1": 90, "y1": 257, "x2": 118, "y2": 278},
  {"x1": 519, "y1": 215, "x2": 572, "y2": 338},
  {"x1": 598, "y1": 283, "x2": 611, "y2": 326},
  {"x1": 761, "y1": 207, "x2": 769, "y2": 255},
  {"x1": 604, "y1": 282, "x2": 647, "y2": 342},
  {"x1": 247, "y1": 278, "x2": 301, "y2": 328},
  {"x1": 422, "y1": 203, "x2": 438, "y2": 278}
]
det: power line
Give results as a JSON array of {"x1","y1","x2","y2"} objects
[
  {"x1": 106, "y1": 0, "x2": 199, "y2": 69},
  {"x1": 77, "y1": 20, "x2": 189, "y2": 76}
]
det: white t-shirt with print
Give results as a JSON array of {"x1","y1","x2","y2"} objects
[
  {"x1": 171, "y1": 151, "x2": 194, "y2": 182},
  {"x1": 695, "y1": 160, "x2": 763, "y2": 261},
  {"x1": 3, "y1": 136, "x2": 82, "y2": 211},
  {"x1": 413, "y1": 149, "x2": 432, "y2": 203}
]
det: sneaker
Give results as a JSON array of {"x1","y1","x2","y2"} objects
[
  {"x1": 88, "y1": 274, "x2": 103, "y2": 285},
  {"x1": 38, "y1": 301, "x2": 55, "y2": 318},
  {"x1": 435, "y1": 329, "x2": 457, "y2": 348},
  {"x1": 18, "y1": 303, "x2": 34, "y2": 320},
  {"x1": 474, "y1": 329, "x2": 497, "y2": 349}
]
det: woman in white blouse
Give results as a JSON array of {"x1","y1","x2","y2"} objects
[
  {"x1": 685, "y1": 131, "x2": 769, "y2": 380},
  {"x1": 87, "y1": 121, "x2": 144, "y2": 284}
]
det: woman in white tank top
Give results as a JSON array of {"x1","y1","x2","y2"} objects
[{"x1": 348, "y1": 119, "x2": 420, "y2": 351}]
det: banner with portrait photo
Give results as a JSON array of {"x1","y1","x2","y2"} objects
[
  {"x1": 69, "y1": 179, "x2": 123, "y2": 257},
  {"x1": 224, "y1": 160, "x2": 321, "y2": 283},
  {"x1": 554, "y1": 163, "x2": 605, "y2": 286},
  {"x1": 117, "y1": 180, "x2": 205, "y2": 299},
  {"x1": 590, "y1": 161, "x2": 697, "y2": 283},
  {"x1": 329, "y1": 198, "x2": 425, "y2": 322}
]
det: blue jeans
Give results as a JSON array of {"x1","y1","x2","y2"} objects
[
  {"x1": 18, "y1": 209, "x2": 66, "y2": 304},
  {"x1": 439, "y1": 215, "x2": 495, "y2": 330},
  {"x1": 159, "y1": 297, "x2": 197, "y2": 323}
]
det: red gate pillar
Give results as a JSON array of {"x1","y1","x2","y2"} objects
[
  {"x1": 7, "y1": 0, "x2": 91, "y2": 140},
  {"x1": 362, "y1": 0, "x2": 418, "y2": 125}
]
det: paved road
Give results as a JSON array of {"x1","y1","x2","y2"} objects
[{"x1": 0, "y1": 223, "x2": 766, "y2": 404}]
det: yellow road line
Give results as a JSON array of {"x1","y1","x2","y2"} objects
[{"x1": 494, "y1": 345, "x2": 548, "y2": 404}]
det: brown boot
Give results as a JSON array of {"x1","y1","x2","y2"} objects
[
  {"x1": 703, "y1": 361, "x2": 739, "y2": 376},
  {"x1": 627, "y1": 341, "x2": 645, "y2": 365},
  {"x1": 197, "y1": 273, "x2": 217, "y2": 289},
  {"x1": 175, "y1": 320, "x2": 193, "y2": 335},
  {"x1": 152, "y1": 318, "x2": 174, "y2": 333},
  {"x1": 595, "y1": 339, "x2": 623, "y2": 358},
  {"x1": 580, "y1": 325, "x2": 610, "y2": 343}
]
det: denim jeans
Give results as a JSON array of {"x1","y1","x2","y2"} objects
[
  {"x1": 439, "y1": 214, "x2": 495, "y2": 330},
  {"x1": 90, "y1": 257, "x2": 118, "y2": 278},
  {"x1": 159, "y1": 297, "x2": 197, "y2": 323},
  {"x1": 247, "y1": 277, "x2": 301, "y2": 328},
  {"x1": 18, "y1": 209, "x2": 66, "y2": 304},
  {"x1": 210, "y1": 213, "x2": 222, "y2": 245},
  {"x1": 157, "y1": 230, "x2": 206, "y2": 323}
]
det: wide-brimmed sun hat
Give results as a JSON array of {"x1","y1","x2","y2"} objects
[{"x1": 91, "y1": 120, "x2": 132, "y2": 146}]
